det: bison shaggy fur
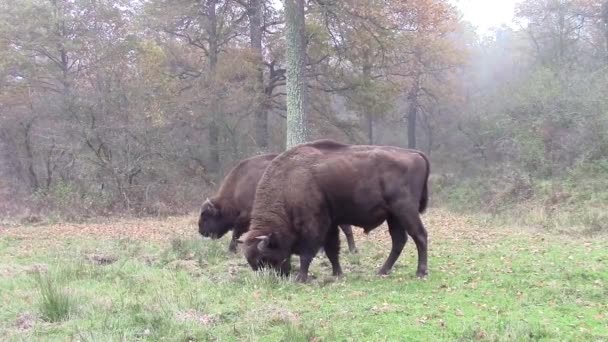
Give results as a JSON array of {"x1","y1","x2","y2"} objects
[
  {"x1": 198, "y1": 153, "x2": 358, "y2": 253},
  {"x1": 240, "y1": 139, "x2": 430, "y2": 282}
]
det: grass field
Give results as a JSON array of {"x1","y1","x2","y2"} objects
[{"x1": 1, "y1": 209, "x2": 607, "y2": 341}]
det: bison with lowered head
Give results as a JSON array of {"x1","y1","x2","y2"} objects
[
  {"x1": 198, "y1": 153, "x2": 358, "y2": 253},
  {"x1": 239, "y1": 139, "x2": 430, "y2": 282}
]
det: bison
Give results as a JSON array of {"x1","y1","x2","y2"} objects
[
  {"x1": 198, "y1": 153, "x2": 358, "y2": 253},
  {"x1": 239, "y1": 139, "x2": 430, "y2": 282}
]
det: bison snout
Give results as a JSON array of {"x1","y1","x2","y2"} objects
[
  {"x1": 198, "y1": 225, "x2": 213, "y2": 238},
  {"x1": 198, "y1": 229, "x2": 218, "y2": 239}
]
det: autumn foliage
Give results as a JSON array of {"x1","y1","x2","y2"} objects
[{"x1": 1, "y1": 0, "x2": 607, "y2": 229}]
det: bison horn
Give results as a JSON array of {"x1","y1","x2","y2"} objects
[
  {"x1": 203, "y1": 198, "x2": 218, "y2": 214},
  {"x1": 255, "y1": 235, "x2": 270, "y2": 251}
]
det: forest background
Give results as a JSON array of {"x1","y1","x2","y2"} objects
[{"x1": 1, "y1": 0, "x2": 607, "y2": 234}]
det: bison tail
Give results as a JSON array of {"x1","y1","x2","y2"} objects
[
  {"x1": 419, "y1": 181, "x2": 429, "y2": 213},
  {"x1": 418, "y1": 152, "x2": 430, "y2": 214}
]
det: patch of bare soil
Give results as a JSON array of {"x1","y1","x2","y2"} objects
[{"x1": 14, "y1": 312, "x2": 36, "y2": 331}]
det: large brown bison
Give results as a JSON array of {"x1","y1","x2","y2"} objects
[
  {"x1": 198, "y1": 153, "x2": 358, "y2": 253},
  {"x1": 239, "y1": 139, "x2": 430, "y2": 282}
]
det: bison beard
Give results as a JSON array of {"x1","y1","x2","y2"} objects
[
  {"x1": 198, "y1": 153, "x2": 358, "y2": 254},
  {"x1": 240, "y1": 139, "x2": 430, "y2": 282}
]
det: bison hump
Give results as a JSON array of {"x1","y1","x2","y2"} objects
[{"x1": 306, "y1": 139, "x2": 347, "y2": 150}]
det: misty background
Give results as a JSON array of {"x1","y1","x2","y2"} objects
[{"x1": 0, "y1": 0, "x2": 607, "y2": 233}]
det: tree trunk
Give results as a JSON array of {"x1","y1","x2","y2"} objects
[
  {"x1": 407, "y1": 102, "x2": 417, "y2": 149},
  {"x1": 249, "y1": 0, "x2": 268, "y2": 150},
  {"x1": 363, "y1": 58, "x2": 373, "y2": 144},
  {"x1": 207, "y1": 0, "x2": 221, "y2": 171},
  {"x1": 603, "y1": 1, "x2": 608, "y2": 63},
  {"x1": 22, "y1": 120, "x2": 39, "y2": 191},
  {"x1": 366, "y1": 111, "x2": 373, "y2": 145},
  {"x1": 284, "y1": 0, "x2": 308, "y2": 149},
  {"x1": 407, "y1": 75, "x2": 420, "y2": 149},
  {"x1": 557, "y1": 5, "x2": 565, "y2": 66}
]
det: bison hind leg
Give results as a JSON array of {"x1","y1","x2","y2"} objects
[
  {"x1": 325, "y1": 226, "x2": 343, "y2": 277},
  {"x1": 378, "y1": 215, "x2": 408, "y2": 276},
  {"x1": 380, "y1": 204, "x2": 429, "y2": 279},
  {"x1": 403, "y1": 213, "x2": 428, "y2": 278},
  {"x1": 339, "y1": 224, "x2": 358, "y2": 253}
]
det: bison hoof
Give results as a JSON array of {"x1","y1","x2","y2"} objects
[
  {"x1": 295, "y1": 273, "x2": 309, "y2": 283},
  {"x1": 378, "y1": 268, "x2": 390, "y2": 276},
  {"x1": 349, "y1": 248, "x2": 358, "y2": 254},
  {"x1": 416, "y1": 270, "x2": 428, "y2": 279}
]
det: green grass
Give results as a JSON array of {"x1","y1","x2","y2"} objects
[
  {"x1": 0, "y1": 210, "x2": 607, "y2": 341},
  {"x1": 34, "y1": 271, "x2": 76, "y2": 323}
]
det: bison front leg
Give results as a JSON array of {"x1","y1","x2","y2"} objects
[
  {"x1": 325, "y1": 226, "x2": 343, "y2": 277},
  {"x1": 279, "y1": 256, "x2": 292, "y2": 276},
  {"x1": 296, "y1": 253, "x2": 314, "y2": 283},
  {"x1": 294, "y1": 237, "x2": 322, "y2": 283},
  {"x1": 229, "y1": 223, "x2": 248, "y2": 253},
  {"x1": 378, "y1": 216, "x2": 407, "y2": 276},
  {"x1": 228, "y1": 235, "x2": 238, "y2": 253}
]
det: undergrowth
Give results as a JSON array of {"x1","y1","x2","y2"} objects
[{"x1": 434, "y1": 160, "x2": 608, "y2": 235}]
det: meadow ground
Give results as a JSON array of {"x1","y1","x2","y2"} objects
[{"x1": 0, "y1": 209, "x2": 606, "y2": 341}]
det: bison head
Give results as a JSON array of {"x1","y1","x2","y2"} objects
[
  {"x1": 198, "y1": 198, "x2": 233, "y2": 239},
  {"x1": 240, "y1": 232, "x2": 291, "y2": 276}
]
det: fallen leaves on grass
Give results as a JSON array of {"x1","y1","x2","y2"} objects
[
  {"x1": 175, "y1": 309, "x2": 216, "y2": 326},
  {"x1": 348, "y1": 208, "x2": 515, "y2": 247},
  {"x1": 249, "y1": 305, "x2": 301, "y2": 325},
  {"x1": 26, "y1": 264, "x2": 48, "y2": 274},
  {"x1": 167, "y1": 260, "x2": 201, "y2": 276},
  {"x1": 268, "y1": 307, "x2": 300, "y2": 324},
  {"x1": 0, "y1": 264, "x2": 48, "y2": 278},
  {"x1": 2, "y1": 209, "x2": 602, "y2": 257},
  {"x1": 86, "y1": 254, "x2": 118, "y2": 266},
  {"x1": 14, "y1": 312, "x2": 35, "y2": 331},
  {"x1": 349, "y1": 291, "x2": 365, "y2": 298},
  {"x1": 1, "y1": 216, "x2": 199, "y2": 243},
  {"x1": 370, "y1": 302, "x2": 400, "y2": 315}
]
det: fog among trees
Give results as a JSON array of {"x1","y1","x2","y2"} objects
[{"x1": 1, "y1": 0, "x2": 607, "y2": 230}]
